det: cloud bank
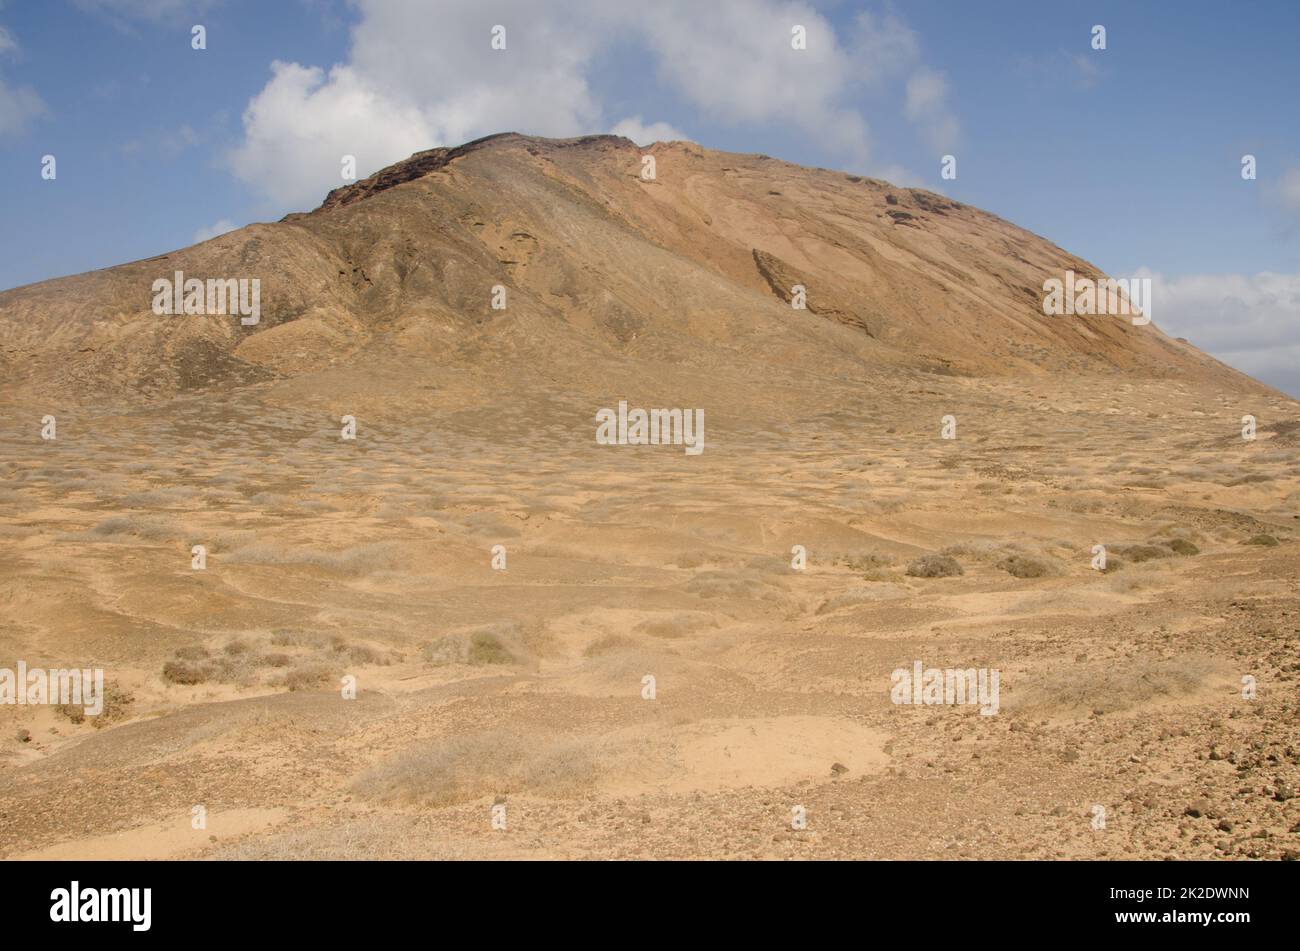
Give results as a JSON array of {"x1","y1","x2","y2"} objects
[
  {"x1": 225, "y1": 0, "x2": 959, "y2": 209},
  {"x1": 1146, "y1": 268, "x2": 1300, "y2": 396}
]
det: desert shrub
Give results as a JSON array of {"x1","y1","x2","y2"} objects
[
  {"x1": 162, "y1": 657, "x2": 214, "y2": 685},
  {"x1": 89, "y1": 514, "x2": 180, "y2": 540},
  {"x1": 840, "y1": 552, "x2": 893, "y2": 572},
  {"x1": 939, "y1": 541, "x2": 999, "y2": 560},
  {"x1": 1165, "y1": 538, "x2": 1200, "y2": 556},
  {"x1": 57, "y1": 683, "x2": 134, "y2": 726},
  {"x1": 997, "y1": 554, "x2": 1050, "y2": 579},
  {"x1": 420, "y1": 624, "x2": 522, "y2": 667},
  {"x1": 1113, "y1": 544, "x2": 1169, "y2": 563},
  {"x1": 327, "y1": 635, "x2": 392, "y2": 665},
  {"x1": 421, "y1": 636, "x2": 462, "y2": 667},
  {"x1": 1003, "y1": 656, "x2": 1217, "y2": 716},
  {"x1": 339, "y1": 641, "x2": 391, "y2": 665},
  {"x1": 467, "y1": 631, "x2": 514, "y2": 665},
  {"x1": 583, "y1": 634, "x2": 635, "y2": 656},
  {"x1": 1243, "y1": 534, "x2": 1279, "y2": 546},
  {"x1": 162, "y1": 634, "x2": 360, "y2": 688},
  {"x1": 284, "y1": 661, "x2": 333, "y2": 692},
  {"x1": 1224, "y1": 473, "x2": 1273, "y2": 486},
  {"x1": 906, "y1": 554, "x2": 963, "y2": 578},
  {"x1": 839, "y1": 551, "x2": 895, "y2": 581}
]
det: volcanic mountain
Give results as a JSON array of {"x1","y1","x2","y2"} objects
[
  {"x1": 0, "y1": 132, "x2": 1267, "y2": 412},
  {"x1": 2, "y1": 134, "x2": 1299, "y2": 862}
]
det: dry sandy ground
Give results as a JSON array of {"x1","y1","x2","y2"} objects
[{"x1": 2, "y1": 372, "x2": 1298, "y2": 860}]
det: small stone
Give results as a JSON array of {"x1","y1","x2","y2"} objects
[
  {"x1": 830, "y1": 762, "x2": 849, "y2": 776},
  {"x1": 15, "y1": 729, "x2": 30, "y2": 743}
]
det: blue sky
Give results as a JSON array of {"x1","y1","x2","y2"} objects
[{"x1": 2, "y1": 0, "x2": 1298, "y2": 393}]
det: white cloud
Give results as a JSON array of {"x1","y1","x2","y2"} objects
[
  {"x1": 1143, "y1": 267, "x2": 1300, "y2": 395},
  {"x1": 226, "y1": 0, "x2": 959, "y2": 208},
  {"x1": 347, "y1": 0, "x2": 602, "y2": 142},
  {"x1": 0, "y1": 23, "x2": 45, "y2": 136},
  {"x1": 1070, "y1": 53, "x2": 1102, "y2": 88},
  {"x1": 635, "y1": 1, "x2": 874, "y2": 165},
  {"x1": 904, "y1": 67, "x2": 959, "y2": 151},
  {"x1": 849, "y1": 11, "x2": 920, "y2": 75},
  {"x1": 0, "y1": 77, "x2": 44, "y2": 135},
  {"x1": 904, "y1": 69, "x2": 945, "y2": 118},
  {"x1": 1275, "y1": 166, "x2": 1300, "y2": 219},
  {"x1": 611, "y1": 116, "x2": 687, "y2": 146},
  {"x1": 228, "y1": 61, "x2": 435, "y2": 210},
  {"x1": 192, "y1": 218, "x2": 237, "y2": 243}
]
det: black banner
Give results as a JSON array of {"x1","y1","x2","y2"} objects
[{"x1": 2, "y1": 859, "x2": 1275, "y2": 938}]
